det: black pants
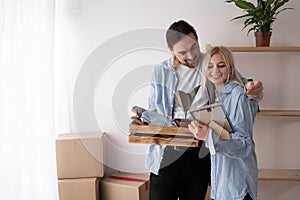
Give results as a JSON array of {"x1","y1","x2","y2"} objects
[
  {"x1": 149, "y1": 143, "x2": 211, "y2": 200},
  {"x1": 243, "y1": 193, "x2": 253, "y2": 200}
]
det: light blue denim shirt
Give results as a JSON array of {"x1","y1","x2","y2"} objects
[
  {"x1": 145, "y1": 56, "x2": 193, "y2": 175},
  {"x1": 145, "y1": 54, "x2": 257, "y2": 175},
  {"x1": 208, "y1": 82, "x2": 258, "y2": 200}
]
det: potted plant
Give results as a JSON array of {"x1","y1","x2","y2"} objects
[{"x1": 225, "y1": 0, "x2": 293, "y2": 47}]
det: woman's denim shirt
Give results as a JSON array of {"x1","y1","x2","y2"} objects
[{"x1": 208, "y1": 83, "x2": 258, "y2": 200}]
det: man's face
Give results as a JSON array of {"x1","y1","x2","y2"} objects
[{"x1": 171, "y1": 33, "x2": 200, "y2": 68}]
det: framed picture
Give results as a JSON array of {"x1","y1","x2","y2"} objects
[{"x1": 189, "y1": 102, "x2": 234, "y2": 133}]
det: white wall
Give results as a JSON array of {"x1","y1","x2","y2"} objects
[{"x1": 54, "y1": 0, "x2": 300, "y2": 199}]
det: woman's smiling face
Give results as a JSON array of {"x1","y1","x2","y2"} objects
[{"x1": 206, "y1": 53, "x2": 229, "y2": 88}]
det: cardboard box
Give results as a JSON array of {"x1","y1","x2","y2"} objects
[
  {"x1": 58, "y1": 178, "x2": 100, "y2": 200},
  {"x1": 56, "y1": 133, "x2": 105, "y2": 179},
  {"x1": 101, "y1": 172, "x2": 149, "y2": 200}
]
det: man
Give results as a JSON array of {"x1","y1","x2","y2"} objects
[{"x1": 146, "y1": 20, "x2": 263, "y2": 200}]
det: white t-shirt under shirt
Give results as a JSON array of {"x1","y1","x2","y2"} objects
[{"x1": 173, "y1": 64, "x2": 202, "y2": 119}]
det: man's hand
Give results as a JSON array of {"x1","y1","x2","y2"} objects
[
  {"x1": 131, "y1": 106, "x2": 146, "y2": 118},
  {"x1": 245, "y1": 81, "x2": 263, "y2": 99}
]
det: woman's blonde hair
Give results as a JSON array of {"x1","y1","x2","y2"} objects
[{"x1": 202, "y1": 46, "x2": 243, "y2": 86}]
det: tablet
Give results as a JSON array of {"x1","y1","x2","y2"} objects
[{"x1": 189, "y1": 102, "x2": 234, "y2": 133}]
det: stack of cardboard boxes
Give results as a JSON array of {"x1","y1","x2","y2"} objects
[
  {"x1": 56, "y1": 133, "x2": 105, "y2": 200},
  {"x1": 56, "y1": 132, "x2": 150, "y2": 200}
]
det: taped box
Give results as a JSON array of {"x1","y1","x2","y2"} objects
[
  {"x1": 128, "y1": 122, "x2": 198, "y2": 147},
  {"x1": 56, "y1": 132, "x2": 105, "y2": 179},
  {"x1": 101, "y1": 172, "x2": 149, "y2": 200},
  {"x1": 58, "y1": 178, "x2": 100, "y2": 200}
]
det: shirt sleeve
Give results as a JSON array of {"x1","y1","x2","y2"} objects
[
  {"x1": 147, "y1": 68, "x2": 157, "y2": 112},
  {"x1": 213, "y1": 94, "x2": 258, "y2": 159},
  {"x1": 236, "y1": 70, "x2": 263, "y2": 102}
]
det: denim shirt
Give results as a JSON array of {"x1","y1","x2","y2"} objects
[
  {"x1": 208, "y1": 83, "x2": 258, "y2": 200},
  {"x1": 145, "y1": 54, "x2": 255, "y2": 175},
  {"x1": 145, "y1": 56, "x2": 199, "y2": 174}
]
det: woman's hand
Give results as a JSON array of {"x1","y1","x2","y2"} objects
[{"x1": 188, "y1": 121, "x2": 209, "y2": 141}]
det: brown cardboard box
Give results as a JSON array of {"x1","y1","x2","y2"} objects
[
  {"x1": 56, "y1": 133, "x2": 105, "y2": 179},
  {"x1": 58, "y1": 178, "x2": 100, "y2": 200},
  {"x1": 101, "y1": 172, "x2": 149, "y2": 200}
]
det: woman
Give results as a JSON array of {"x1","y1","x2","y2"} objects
[{"x1": 188, "y1": 46, "x2": 258, "y2": 200}]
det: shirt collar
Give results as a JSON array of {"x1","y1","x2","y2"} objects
[{"x1": 220, "y1": 82, "x2": 240, "y2": 94}]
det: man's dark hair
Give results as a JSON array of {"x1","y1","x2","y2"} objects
[{"x1": 166, "y1": 20, "x2": 198, "y2": 49}]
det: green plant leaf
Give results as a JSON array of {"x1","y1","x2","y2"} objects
[
  {"x1": 234, "y1": 0, "x2": 255, "y2": 10},
  {"x1": 231, "y1": 13, "x2": 251, "y2": 21},
  {"x1": 225, "y1": 0, "x2": 293, "y2": 35},
  {"x1": 257, "y1": 0, "x2": 264, "y2": 10},
  {"x1": 266, "y1": 0, "x2": 276, "y2": 8},
  {"x1": 275, "y1": 7, "x2": 294, "y2": 16}
]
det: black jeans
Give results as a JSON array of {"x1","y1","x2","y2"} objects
[
  {"x1": 149, "y1": 143, "x2": 211, "y2": 200},
  {"x1": 243, "y1": 193, "x2": 253, "y2": 200}
]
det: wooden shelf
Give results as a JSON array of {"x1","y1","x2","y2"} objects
[
  {"x1": 228, "y1": 46, "x2": 300, "y2": 52},
  {"x1": 205, "y1": 44, "x2": 300, "y2": 52},
  {"x1": 258, "y1": 110, "x2": 300, "y2": 117},
  {"x1": 258, "y1": 169, "x2": 300, "y2": 182}
]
